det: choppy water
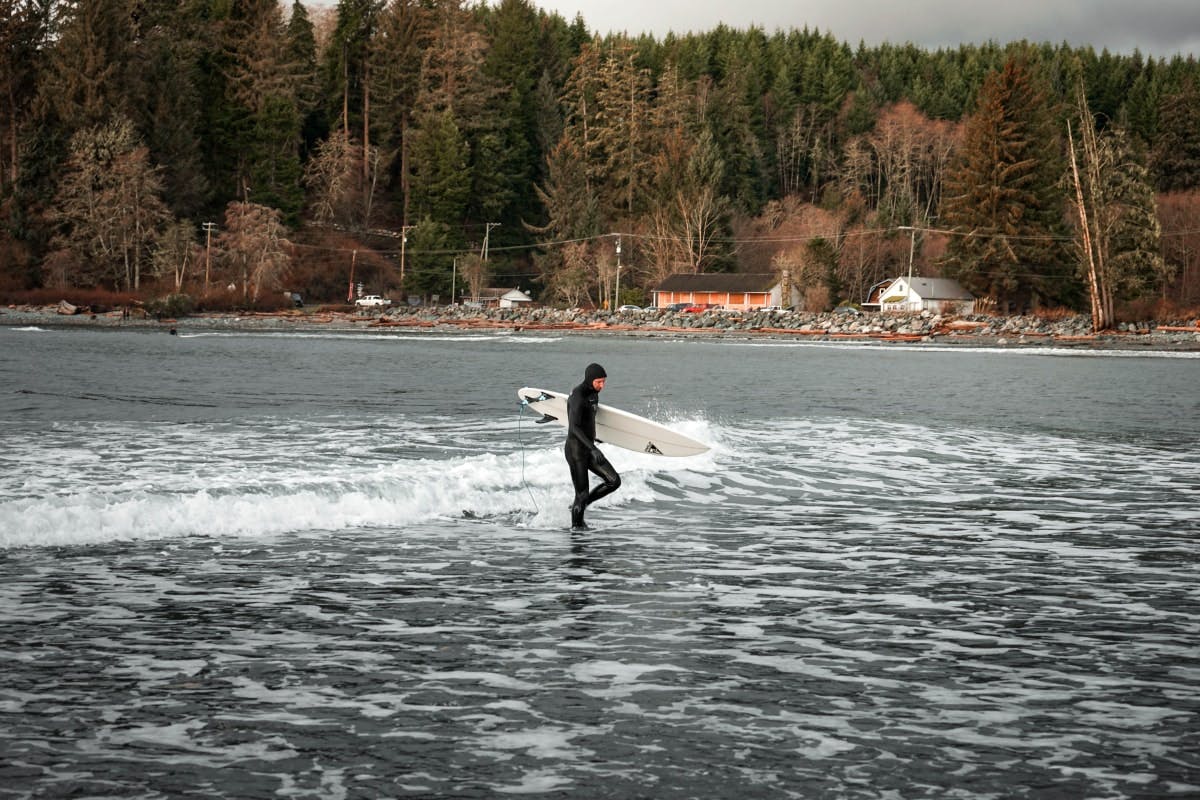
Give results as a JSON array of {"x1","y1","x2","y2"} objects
[{"x1": 2, "y1": 325, "x2": 1198, "y2": 799}]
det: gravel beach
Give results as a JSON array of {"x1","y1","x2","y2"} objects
[{"x1": 4, "y1": 303, "x2": 1200, "y2": 352}]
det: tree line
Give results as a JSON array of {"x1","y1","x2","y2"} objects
[{"x1": 2, "y1": 0, "x2": 1199, "y2": 321}]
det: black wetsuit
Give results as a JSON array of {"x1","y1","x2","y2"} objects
[{"x1": 565, "y1": 363, "x2": 621, "y2": 529}]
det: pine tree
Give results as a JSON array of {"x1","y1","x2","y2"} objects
[
  {"x1": 221, "y1": 0, "x2": 306, "y2": 221},
  {"x1": 0, "y1": 0, "x2": 52, "y2": 193},
  {"x1": 286, "y1": 0, "x2": 323, "y2": 160},
  {"x1": 409, "y1": 110, "x2": 470, "y2": 226},
  {"x1": 371, "y1": 0, "x2": 431, "y2": 223},
  {"x1": 940, "y1": 58, "x2": 1071, "y2": 311},
  {"x1": 478, "y1": 0, "x2": 544, "y2": 236},
  {"x1": 404, "y1": 217, "x2": 453, "y2": 296},
  {"x1": 131, "y1": 11, "x2": 208, "y2": 219},
  {"x1": 1152, "y1": 79, "x2": 1200, "y2": 191},
  {"x1": 594, "y1": 41, "x2": 653, "y2": 216},
  {"x1": 40, "y1": 0, "x2": 136, "y2": 131}
]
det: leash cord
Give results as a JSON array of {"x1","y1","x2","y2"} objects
[{"x1": 516, "y1": 400, "x2": 540, "y2": 514}]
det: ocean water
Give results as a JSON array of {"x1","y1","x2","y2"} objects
[{"x1": 1, "y1": 325, "x2": 1198, "y2": 799}]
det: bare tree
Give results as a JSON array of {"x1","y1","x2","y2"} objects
[
  {"x1": 457, "y1": 252, "x2": 489, "y2": 304},
  {"x1": 543, "y1": 241, "x2": 592, "y2": 307},
  {"x1": 645, "y1": 127, "x2": 730, "y2": 279},
  {"x1": 153, "y1": 220, "x2": 200, "y2": 292},
  {"x1": 303, "y1": 128, "x2": 363, "y2": 226},
  {"x1": 216, "y1": 201, "x2": 290, "y2": 303},
  {"x1": 50, "y1": 116, "x2": 169, "y2": 289}
]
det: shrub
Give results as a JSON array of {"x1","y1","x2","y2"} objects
[{"x1": 144, "y1": 293, "x2": 195, "y2": 319}]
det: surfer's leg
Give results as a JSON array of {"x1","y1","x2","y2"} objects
[
  {"x1": 584, "y1": 450, "x2": 621, "y2": 506},
  {"x1": 567, "y1": 455, "x2": 591, "y2": 528}
]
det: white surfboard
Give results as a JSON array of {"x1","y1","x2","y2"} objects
[{"x1": 518, "y1": 387, "x2": 709, "y2": 457}]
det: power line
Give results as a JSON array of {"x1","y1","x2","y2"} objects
[{"x1": 287, "y1": 224, "x2": 1200, "y2": 257}]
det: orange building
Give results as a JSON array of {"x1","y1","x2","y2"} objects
[{"x1": 651, "y1": 273, "x2": 796, "y2": 311}]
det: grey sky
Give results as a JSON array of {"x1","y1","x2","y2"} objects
[{"x1": 530, "y1": 0, "x2": 1200, "y2": 58}]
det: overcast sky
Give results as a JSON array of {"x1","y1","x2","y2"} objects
[{"x1": 529, "y1": 0, "x2": 1200, "y2": 58}]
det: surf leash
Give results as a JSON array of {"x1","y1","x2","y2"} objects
[{"x1": 515, "y1": 397, "x2": 540, "y2": 514}]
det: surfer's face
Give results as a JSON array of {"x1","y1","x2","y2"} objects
[{"x1": 592, "y1": 377, "x2": 606, "y2": 391}]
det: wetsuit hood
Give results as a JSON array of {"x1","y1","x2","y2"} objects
[{"x1": 583, "y1": 363, "x2": 607, "y2": 388}]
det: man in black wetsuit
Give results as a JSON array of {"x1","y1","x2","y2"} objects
[{"x1": 565, "y1": 363, "x2": 621, "y2": 530}]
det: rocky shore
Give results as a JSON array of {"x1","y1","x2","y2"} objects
[{"x1": 4, "y1": 302, "x2": 1200, "y2": 350}]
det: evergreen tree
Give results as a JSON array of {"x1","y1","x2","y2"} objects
[
  {"x1": 475, "y1": 0, "x2": 565, "y2": 249},
  {"x1": 222, "y1": 0, "x2": 306, "y2": 221},
  {"x1": 594, "y1": 42, "x2": 654, "y2": 217},
  {"x1": 404, "y1": 216, "x2": 453, "y2": 296},
  {"x1": 1151, "y1": 79, "x2": 1200, "y2": 191},
  {"x1": 286, "y1": 0, "x2": 324, "y2": 160},
  {"x1": 131, "y1": 11, "x2": 208, "y2": 219},
  {"x1": 324, "y1": 0, "x2": 384, "y2": 135},
  {"x1": 532, "y1": 137, "x2": 598, "y2": 242},
  {"x1": 940, "y1": 58, "x2": 1072, "y2": 311},
  {"x1": 370, "y1": 0, "x2": 430, "y2": 223},
  {"x1": 0, "y1": 0, "x2": 52, "y2": 194},
  {"x1": 1070, "y1": 107, "x2": 1170, "y2": 330},
  {"x1": 39, "y1": 0, "x2": 136, "y2": 131},
  {"x1": 409, "y1": 110, "x2": 470, "y2": 226},
  {"x1": 1095, "y1": 128, "x2": 1170, "y2": 297}
]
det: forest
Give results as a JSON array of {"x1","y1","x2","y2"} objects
[{"x1": 3, "y1": 0, "x2": 1200, "y2": 325}]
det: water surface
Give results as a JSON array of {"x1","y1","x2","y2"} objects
[{"x1": 2, "y1": 326, "x2": 1197, "y2": 798}]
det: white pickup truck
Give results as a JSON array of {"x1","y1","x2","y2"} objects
[{"x1": 355, "y1": 295, "x2": 392, "y2": 308}]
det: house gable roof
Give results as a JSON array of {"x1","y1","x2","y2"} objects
[
  {"x1": 891, "y1": 277, "x2": 974, "y2": 300},
  {"x1": 654, "y1": 272, "x2": 778, "y2": 293},
  {"x1": 479, "y1": 287, "x2": 532, "y2": 301}
]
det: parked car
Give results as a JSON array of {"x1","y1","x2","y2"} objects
[
  {"x1": 760, "y1": 305, "x2": 789, "y2": 314},
  {"x1": 683, "y1": 303, "x2": 720, "y2": 313},
  {"x1": 833, "y1": 305, "x2": 861, "y2": 315},
  {"x1": 617, "y1": 304, "x2": 642, "y2": 313},
  {"x1": 664, "y1": 302, "x2": 690, "y2": 312},
  {"x1": 355, "y1": 295, "x2": 392, "y2": 308}
]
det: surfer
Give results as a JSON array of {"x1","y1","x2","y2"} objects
[{"x1": 565, "y1": 362, "x2": 621, "y2": 530}]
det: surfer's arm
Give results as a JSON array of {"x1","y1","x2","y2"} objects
[{"x1": 565, "y1": 391, "x2": 596, "y2": 450}]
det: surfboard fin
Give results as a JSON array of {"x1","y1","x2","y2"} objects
[{"x1": 535, "y1": 414, "x2": 558, "y2": 424}]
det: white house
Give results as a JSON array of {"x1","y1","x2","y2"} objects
[
  {"x1": 875, "y1": 277, "x2": 975, "y2": 314},
  {"x1": 474, "y1": 287, "x2": 534, "y2": 309}
]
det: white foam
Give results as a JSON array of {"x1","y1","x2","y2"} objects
[
  {"x1": 706, "y1": 337, "x2": 1200, "y2": 359},
  {"x1": 177, "y1": 330, "x2": 563, "y2": 344}
]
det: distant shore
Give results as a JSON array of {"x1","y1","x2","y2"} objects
[{"x1": 4, "y1": 303, "x2": 1200, "y2": 352}]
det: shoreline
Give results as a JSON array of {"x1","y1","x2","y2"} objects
[{"x1": 4, "y1": 303, "x2": 1200, "y2": 353}]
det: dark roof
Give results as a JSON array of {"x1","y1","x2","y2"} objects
[
  {"x1": 904, "y1": 277, "x2": 974, "y2": 300},
  {"x1": 654, "y1": 273, "x2": 778, "y2": 293}
]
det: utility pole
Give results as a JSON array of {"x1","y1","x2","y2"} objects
[
  {"x1": 898, "y1": 225, "x2": 917, "y2": 311},
  {"x1": 614, "y1": 236, "x2": 622, "y2": 308},
  {"x1": 451, "y1": 256, "x2": 458, "y2": 305},
  {"x1": 481, "y1": 222, "x2": 499, "y2": 261},
  {"x1": 202, "y1": 222, "x2": 217, "y2": 294},
  {"x1": 398, "y1": 225, "x2": 414, "y2": 289}
]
